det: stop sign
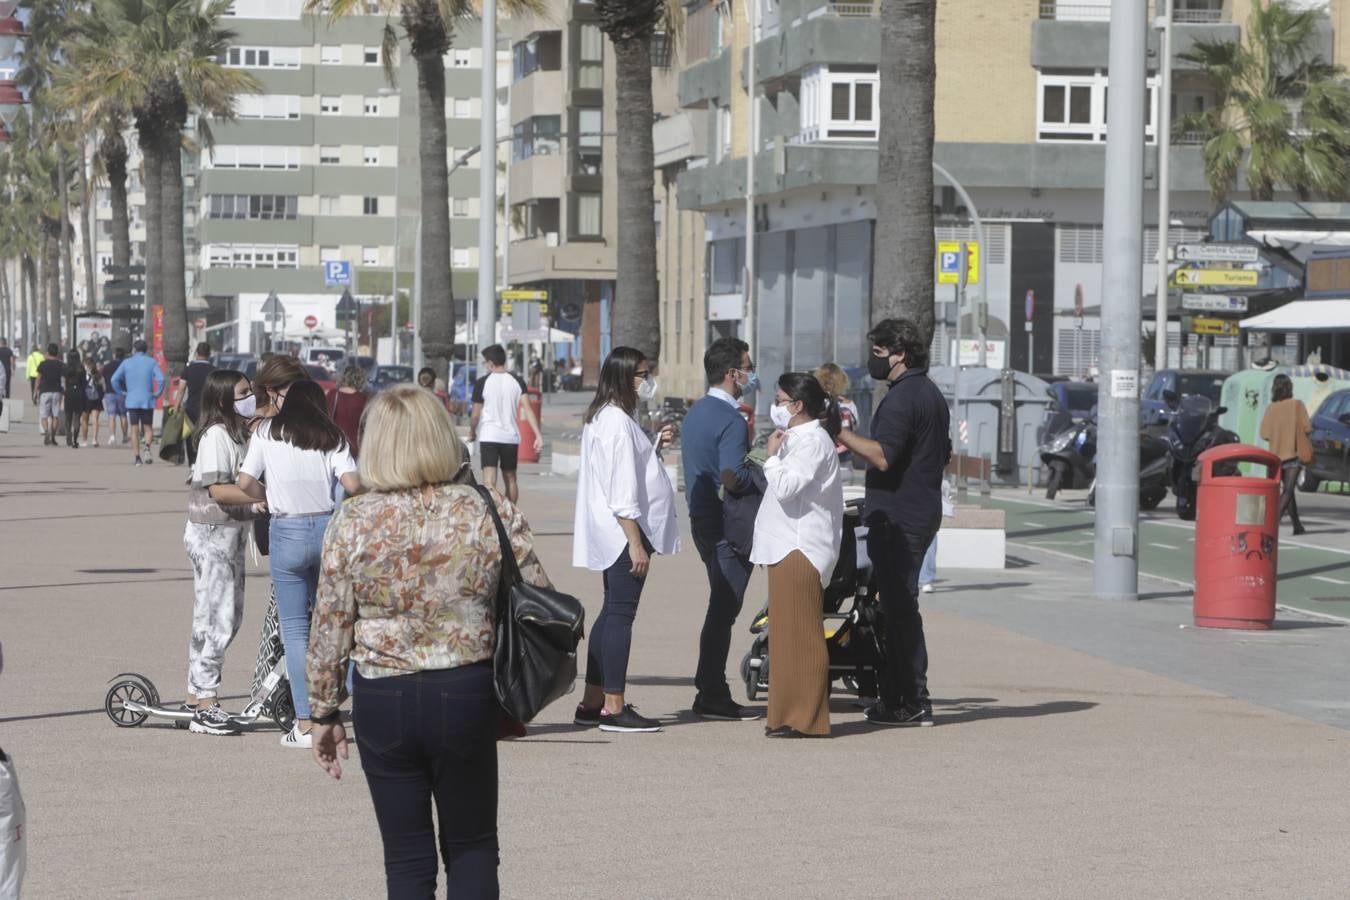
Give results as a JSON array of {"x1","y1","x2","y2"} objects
[{"x1": 304, "y1": 315, "x2": 318, "y2": 329}]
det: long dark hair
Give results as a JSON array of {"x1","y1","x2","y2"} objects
[
  {"x1": 197, "y1": 369, "x2": 250, "y2": 446},
  {"x1": 1271, "y1": 373, "x2": 1293, "y2": 403},
  {"x1": 585, "y1": 347, "x2": 645, "y2": 424},
  {"x1": 269, "y1": 379, "x2": 347, "y2": 452},
  {"x1": 779, "y1": 371, "x2": 842, "y2": 439}
]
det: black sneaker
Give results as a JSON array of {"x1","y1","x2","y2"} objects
[
  {"x1": 865, "y1": 702, "x2": 933, "y2": 728},
  {"x1": 597, "y1": 704, "x2": 662, "y2": 733},
  {"x1": 574, "y1": 704, "x2": 602, "y2": 727},
  {"x1": 693, "y1": 695, "x2": 761, "y2": 721},
  {"x1": 133, "y1": 456, "x2": 143, "y2": 466},
  {"x1": 189, "y1": 703, "x2": 242, "y2": 736}
]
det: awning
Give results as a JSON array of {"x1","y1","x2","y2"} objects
[
  {"x1": 1247, "y1": 230, "x2": 1350, "y2": 248},
  {"x1": 1241, "y1": 299, "x2": 1350, "y2": 332}
]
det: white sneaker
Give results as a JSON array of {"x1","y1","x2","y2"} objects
[
  {"x1": 279, "y1": 724, "x2": 312, "y2": 749},
  {"x1": 920, "y1": 583, "x2": 935, "y2": 594}
]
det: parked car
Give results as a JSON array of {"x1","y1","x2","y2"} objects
[
  {"x1": 367, "y1": 364, "x2": 414, "y2": 392},
  {"x1": 1301, "y1": 388, "x2": 1350, "y2": 492},
  {"x1": 1141, "y1": 369, "x2": 1228, "y2": 429}
]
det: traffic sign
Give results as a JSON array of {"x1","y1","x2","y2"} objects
[
  {"x1": 501, "y1": 289, "x2": 547, "y2": 301},
  {"x1": 304, "y1": 315, "x2": 318, "y2": 329},
  {"x1": 1187, "y1": 317, "x2": 1240, "y2": 336},
  {"x1": 1175, "y1": 243, "x2": 1260, "y2": 263},
  {"x1": 1175, "y1": 268, "x2": 1259, "y2": 288},
  {"x1": 1182, "y1": 293, "x2": 1248, "y2": 312},
  {"x1": 323, "y1": 260, "x2": 352, "y2": 287},
  {"x1": 335, "y1": 288, "x2": 358, "y2": 322},
  {"x1": 936, "y1": 242, "x2": 961, "y2": 285},
  {"x1": 964, "y1": 242, "x2": 980, "y2": 285}
]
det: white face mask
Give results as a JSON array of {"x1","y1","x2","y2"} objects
[
  {"x1": 234, "y1": 395, "x2": 257, "y2": 418},
  {"x1": 769, "y1": 403, "x2": 793, "y2": 430},
  {"x1": 637, "y1": 376, "x2": 658, "y2": 402}
]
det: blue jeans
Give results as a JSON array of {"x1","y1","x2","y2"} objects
[
  {"x1": 269, "y1": 514, "x2": 331, "y2": 721},
  {"x1": 690, "y1": 517, "x2": 754, "y2": 701},
  {"x1": 584, "y1": 540, "x2": 652, "y2": 695},
  {"x1": 920, "y1": 536, "x2": 938, "y2": 586}
]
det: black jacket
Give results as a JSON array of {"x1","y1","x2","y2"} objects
[{"x1": 719, "y1": 462, "x2": 767, "y2": 558}]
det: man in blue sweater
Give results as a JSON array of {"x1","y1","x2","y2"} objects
[
  {"x1": 680, "y1": 337, "x2": 761, "y2": 721},
  {"x1": 110, "y1": 340, "x2": 166, "y2": 466}
]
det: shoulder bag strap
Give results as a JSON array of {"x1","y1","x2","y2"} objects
[{"x1": 474, "y1": 484, "x2": 523, "y2": 590}]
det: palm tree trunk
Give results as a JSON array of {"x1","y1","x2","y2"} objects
[
  {"x1": 44, "y1": 225, "x2": 61, "y2": 347},
  {"x1": 158, "y1": 125, "x2": 189, "y2": 374},
  {"x1": 79, "y1": 144, "x2": 97, "y2": 311},
  {"x1": 103, "y1": 128, "x2": 132, "y2": 270},
  {"x1": 22, "y1": 255, "x2": 35, "y2": 349},
  {"x1": 411, "y1": 42, "x2": 453, "y2": 381},
  {"x1": 873, "y1": 0, "x2": 937, "y2": 342},
  {"x1": 59, "y1": 145, "x2": 77, "y2": 344},
  {"x1": 609, "y1": 34, "x2": 660, "y2": 364},
  {"x1": 137, "y1": 124, "x2": 164, "y2": 354}
]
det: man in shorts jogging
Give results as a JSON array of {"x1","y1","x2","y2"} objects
[
  {"x1": 468, "y1": 344, "x2": 542, "y2": 503},
  {"x1": 110, "y1": 339, "x2": 166, "y2": 466}
]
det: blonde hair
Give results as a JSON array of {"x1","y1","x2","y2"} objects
[
  {"x1": 814, "y1": 362, "x2": 850, "y2": 398},
  {"x1": 358, "y1": 384, "x2": 465, "y2": 491}
]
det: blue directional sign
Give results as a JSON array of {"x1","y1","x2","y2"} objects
[{"x1": 324, "y1": 260, "x2": 352, "y2": 287}]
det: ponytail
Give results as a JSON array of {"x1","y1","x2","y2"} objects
[{"x1": 821, "y1": 396, "x2": 842, "y2": 440}]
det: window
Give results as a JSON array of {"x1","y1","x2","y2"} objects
[
  {"x1": 362, "y1": 246, "x2": 379, "y2": 266},
  {"x1": 453, "y1": 197, "x2": 470, "y2": 217},
  {"x1": 319, "y1": 146, "x2": 340, "y2": 164},
  {"x1": 513, "y1": 39, "x2": 538, "y2": 81},
  {"x1": 576, "y1": 24, "x2": 603, "y2": 90},
  {"x1": 452, "y1": 248, "x2": 471, "y2": 268},
  {"x1": 452, "y1": 49, "x2": 471, "y2": 68},
  {"x1": 453, "y1": 99, "x2": 472, "y2": 119},
  {"x1": 205, "y1": 194, "x2": 297, "y2": 220},
  {"x1": 572, "y1": 193, "x2": 601, "y2": 238},
  {"x1": 717, "y1": 105, "x2": 732, "y2": 161},
  {"x1": 363, "y1": 96, "x2": 380, "y2": 116},
  {"x1": 651, "y1": 32, "x2": 672, "y2": 69},
  {"x1": 320, "y1": 95, "x2": 341, "y2": 115},
  {"x1": 221, "y1": 46, "x2": 300, "y2": 69},
  {"x1": 364, "y1": 46, "x2": 380, "y2": 65},
  {"x1": 202, "y1": 244, "x2": 299, "y2": 270},
  {"x1": 363, "y1": 196, "x2": 379, "y2": 215},
  {"x1": 1037, "y1": 70, "x2": 1158, "y2": 143},
  {"x1": 224, "y1": 0, "x2": 302, "y2": 18},
  {"x1": 320, "y1": 45, "x2": 342, "y2": 64},
  {"x1": 512, "y1": 116, "x2": 560, "y2": 162},
  {"x1": 204, "y1": 145, "x2": 301, "y2": 170},
  {"x1": 575, "y1": 109, "x2": 602, "y2": 175},
  {"x1": 318, "y1": 195, "x2": 339, "y2": 215},
  {"x1": 236, "y1": 94, "x2": 300, "y2": 120},
  {"x1": 320, "y1": 246, "x2": 341, "y2": 263},
  {"x1": 798, "y1": 64, "x2": 878, "y2": 142},
  {"x1": 363, "y1": 147, "x2": 380, "y2": 166}
]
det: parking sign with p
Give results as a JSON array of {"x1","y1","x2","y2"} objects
[{"x1": 937, "y1": 241, "x2": 961, "y2": 285}]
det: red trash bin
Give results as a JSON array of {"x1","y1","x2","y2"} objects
[
  {"x1": 517, "y1": 388, "x2": 543, "y2": 463},
  {"x1": 1193, "y1": 443, "x2": 1282, "y2": 630}
]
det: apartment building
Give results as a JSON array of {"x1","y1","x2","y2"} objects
[
  {"x1": 92, "y1": 0, "x2": 495, "y2": 357},
  {"x1": 503, "y1": 1, "x2": 618, "y2": 384},
  {"x1": 663, "y1": 0, "x2": 1343, "y2": 404}
]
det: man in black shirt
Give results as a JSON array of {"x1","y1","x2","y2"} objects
[
  {"x1": 838, "y1": 318, "x2": 951, "y2": 727},
  {"x1": 101, "y1": 347, "x2": 129, "y2": 446},
  {"x1": 172, "y1": 342, "x2": 214, "y2": 465},
  {"x1": 0, "y1": 338, "x2": 13, "y2": 399},
  {"x1": 35, "y1": 344, "x2": 66, "y2": 447}
]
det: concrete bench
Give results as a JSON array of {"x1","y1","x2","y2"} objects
[{"x1": 936, "y1": 505, "x2": 1006, "y2": 570}]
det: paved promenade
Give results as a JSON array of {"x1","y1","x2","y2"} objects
[{"x1": 3, "y1": 423, "x2": 1350, "y2": 898}]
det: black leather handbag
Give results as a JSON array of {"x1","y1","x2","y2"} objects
[{"x1": 476, "y1": 486, "x2": 585, "y2": 723}]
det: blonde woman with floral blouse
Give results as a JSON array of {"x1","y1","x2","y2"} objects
[{"x1": 307, "y1": 384, "x2": 550, "y2": 899}]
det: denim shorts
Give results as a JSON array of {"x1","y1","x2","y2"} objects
[
  {"x1": 38, "y1": 392, "x2": 61, "y2": 419},
  {"x1": 103, "y1": 393, "x2": 125, "y2": 416}
]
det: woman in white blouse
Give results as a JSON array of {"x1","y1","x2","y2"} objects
[
  {"x1": 750, "y1": 372, "x2": 844, "y2": 737},
  {"x1": 572, "y1": 347, "x2": 680, "y2": 734}
]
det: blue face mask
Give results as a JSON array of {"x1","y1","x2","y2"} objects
[{"x1": 739, "y1": 370, "x2": 759, "y2": 393}]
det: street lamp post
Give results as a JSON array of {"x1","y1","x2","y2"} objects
[
  {"x1": 477, "y1": 0, "x2": 498, "y2": 353},
  {"x1": 379, "y1": 86, "x2": 402, "y2": 365},
  {"x1": 1154, "y1": 0, "x2": 1175, "y2": 372}
]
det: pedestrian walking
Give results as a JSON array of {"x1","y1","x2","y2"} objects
[
  {"x1": 237, "y1": 379, "x2": 359, "y2": 750},
  {"x1": 308, "y1": 385, "x2": 552, "y2": 898},
  {"x1": 110, "y1": 339, "x2": 166, "y2": 465},
  {"x1": 0, "y1": 338, "x2": 13, "y2": 399},
  {"x1": 572, "y1": 347, "x2": 680, "y2": 733},
  {"x1": 680, "y1": 337, "x2": 762, "y2": 722},
  {"x1": 750, "y1": 373, "x2": 844, "y2": 738},
  {"x1": 61, "y1": 350, "x2": 88, "y2": 448},
  {"x1": 80, "y1": 356, "x2": 105, "y2": 447},
  {"x1": 325, "y1": 364, "x2": 369, "y2": 458},
  {"x1": 179, "y1": 370, "x2": 265, "y2": 737},
  {"x1": 171, "y1": 342, "x2": 215, "y2": 466},
  {"x1": 101, "y1": 348, "x2": 129, "y2": 446},
  {"x1": 469, "y1": 344, "x2": 543, "y2": 504},
  {"x1": 35, "y1": 343, "x2": 65, "y2": 447},
  {"x1": 838, "y1": 318, "x2": 951, "y2": 728},
  {"x1": 26, "y1": 344, "x2": 44, "y2": 402},
  {"x1": 1260, "y1": 373, "x2": 1312, "y2": 536}
]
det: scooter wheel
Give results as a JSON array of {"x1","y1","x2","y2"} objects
[
  {"x1": 1141, "y1": 490, "x2": 1166, "y2": 511},
  {"x1": 105, "y1": 680, "x2": 151, "y2": 728},
  {"x1": 269, "y1": 687, "x2": 296, "y2": 734},
  {"x1": 1045, "y1": 462, "x2": 1066, "y2": 500}
]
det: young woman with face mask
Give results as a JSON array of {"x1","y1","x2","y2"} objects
[
  {"x1": 180, "y1": 370, "x2": 267, "y2": 736},
  {"x1": 751, "y1": 373, "x2": 844, "y2": 737}
]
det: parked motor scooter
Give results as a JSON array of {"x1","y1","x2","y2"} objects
[
  {"x1": 1040, "y1": 418, "x2": 1096, "y2": 499},
  {"x1": 1086, "y1": 431, "x2": 1171, "y2": 511},
  {"x1": 1165, "y1": 391, "x2": 1237, "y2": 520}
]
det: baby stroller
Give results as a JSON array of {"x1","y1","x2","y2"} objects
[{"x1": 740, "y1": 497, "x2": 885, "y2": 702}]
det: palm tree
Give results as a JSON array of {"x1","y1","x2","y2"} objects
[
  {"x1": 315, "y1": 0, "x2": 544, "y2": 380},
  {"x1": 1179, "y1": 0, "x2": 1350, "y2": 203},
  {"x1": 594, "y1": 0, "x2": 672, "y2": 366},
  {"x1": 873, "y1": 0, "x2": 937, "y2": 342},
  {"x1": 62, "y1": 0, "x2": 257, "y2": 373}
]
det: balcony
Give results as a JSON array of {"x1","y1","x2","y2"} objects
[
  {"x1": 508, "y1": 152, "x2": 563, "y2": 205},
  {"x1": 1038, "y1": 2, "x2": 1227, "y2": 22}
]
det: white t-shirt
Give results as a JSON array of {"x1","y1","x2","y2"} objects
[
  {"x1": 239, "y1": 420, "x2": 356, "y2": 516},
  {"x1": 473, "y1": 371, "x2": 526, "y2": 445},
  {"x1": 188, "y1": 424, "x2": 250, "y2": 526}
]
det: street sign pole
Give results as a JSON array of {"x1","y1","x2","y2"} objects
[
  {"x1": 476, "y1": 0, "x2": 498, "y2": 357},
  {"x1": 1154, "y1": 0, "x2": 1173, "y2": 373},
  {"x1": 1094, "y1": 0, "x2": 1145, "y2": 604}
]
